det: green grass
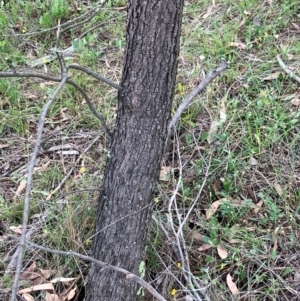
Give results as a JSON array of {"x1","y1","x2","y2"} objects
[{"x1": 1, "y1": 0, "x2": 300, "y2": 300}]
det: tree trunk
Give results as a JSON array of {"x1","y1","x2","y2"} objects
[{"x1": 85, "y1": 1, "x2": 184, "y2": 300}]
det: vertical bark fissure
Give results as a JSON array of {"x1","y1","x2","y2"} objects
[{"x1": 85, "y1": 1, "x2": 184, "y2": 300}]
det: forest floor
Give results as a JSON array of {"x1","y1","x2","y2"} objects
[{"x1": 0, "y1": 0, "x2": 300, "y2": 300}]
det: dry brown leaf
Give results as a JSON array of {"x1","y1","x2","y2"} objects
[
  {"x1": 198, "y1": 244, "x2": 213, "y2": 251},
  {"x1": 228, "y1": 42, "x2": 246, "y2": 50},
  {"x1": 39, "y1": 268, "x2": 55, "y2": 280},
  {"x1": 9, "y1": 225, "x2": 23, "y2": 235},
  {"x1": 217, "y1": 245, "x2": 228, "y2": 259},
  {"x1": 292, "y1": 22, "x2": 300, "y2": 30},
  {"x1": 273, "y1": 226, "x2": 280, "y2": 251},
  {"x1": 18, "y1": 283, "x2": 54, "y2": 294},
  {"x1": 191, "y1": 231, "x2": 204, "y2": 241},
  {"x1": 249, "y1": 157, "x2": 258, "y2": 166},
  {"x1": 226, "y1": 273, "x2": 239, "y2": 296},
  {"x1": 294, "y1": 271, "x2": 300, "y2": 283},
  {"x1": 253, "y1": 199, "x2": 264, "y2": 214},
  {"x1": 0, "y1": 98, "x2": 9, "y2": 107},
  {"x1": 47, "y1": 144, "x2": 73, "y2": 152},
  {"x1": 14, "y1": 180, "x2": 27, "y2": 200},
  {"x1": 262, "y1": 72, "x2": 282, "y2": 80},
  {"x1": 40, "y1": 161, "x2": 51, "y2": 172},
  {"x1": 207, "y1": 120, "x2": 221, "y2": 144},
  {"x1": 19, "y1": 262, "x2": 37, "y2": 280},
  {"x1": 67, "y1": 287, "x2": 77, "y2": 300},
  {"x1": 206, "y1": 198, "x2": 227, "y2": 219},
  {"x1": 159, "y1": 166, "x2": 172, "y2": 181},
  {"x1": 228, "y1": 239, "x2": 244, "y2": 244},
  {"x1": 50, "y1": 277, "x2": 76, "y2": 283},
  {"x1": 274, "y1": 182, "x2": 283, "y2": 196},
  {"x1": 202, "y1": 5, "x2": 216, "y2": 19},
  {"x1": 291, "y1": 98, "x2": 300, "y2": 106},
  {"x1": 59, "y1": 150, "x2": 79, "y2": 155},
  {"x1": 20, "y1": 293, "x2": 35, "y2": 301},
  {"x1": 45, "y1": 292, "x2": 59, "y2": 301}
]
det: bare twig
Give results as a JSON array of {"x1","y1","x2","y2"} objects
[
  {"x1": 166, "y1": 131, "x2": 205, "y2": 301},
  {"x1": 168, "y1": 60, "x2": 227, "y2": 135},
  {"x1": 10, "y1": 76, "x2": 68, "y2": 301},
  {"x1": 78, "y1": 17, "x2": 118, "y2": 39},
  {"x1": 0, "y1": 70, "x2": 62, "y2": 82},
  {"x1": 4, "y1": 1, "x2": 108, "y2": 37},
  {"x1": 9, "y1": 235, "x2": 167, "y2": 301},
  {"x1": 67, "y1": 80, "x2": 112, "y2": 138},
  {"x1": 68, "y1": 64, "x2": 121, "y2": 90},
  {"x1": 0, "y1": 70, "x2": 112, "y2": 138},
  {"x1": 276, "y1": 54, "x2": 300, "y2": 84}
]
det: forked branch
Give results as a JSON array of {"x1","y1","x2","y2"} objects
[{"x1": 168, "y1": 59, "x2": 227, "y2": 135}]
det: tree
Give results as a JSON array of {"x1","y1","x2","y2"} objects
[{"x1": 85, "y1": 1, "x2": 185, "y2": 300}]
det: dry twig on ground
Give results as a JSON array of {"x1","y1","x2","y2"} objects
[{"x1": 9, "y1": 235, "x2": 167, "y2": 301}]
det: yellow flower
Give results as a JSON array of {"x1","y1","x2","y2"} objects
[
  {"x1": 177, "y1": 262, "x2": 181, "y2": 268},
  {"x1": 80, "y1": 166, "x2": 86, "y2": 173},
  {"x1": 171, "y1": 289, "x2": 177, "y2": 296}
]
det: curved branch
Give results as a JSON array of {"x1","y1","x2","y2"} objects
[
  {"x1": 67, "y1": 79, "x2": 112, "y2": 138},
  {"x1": 168, "y1": 59, "x2": 227, "y2": 134},
  {"x1": 276, "y1": 54, "x2": 300, "y2": 84},
  {"x1": 9, "y1": 235, "x2": 167, "y2": 301},
  {"x1": 3, "y1": 1, "x2": 108, "y2": 37},
  {"x1": 0, "y1": 69, "x2": 111, "y2": 138},
  {"x1": 68, "y1": 64, "x2": 121, "y2": 90}
]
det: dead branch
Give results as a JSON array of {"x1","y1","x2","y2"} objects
[
  {"x1": 10, "y1": 76, "x2": 68, "y2": 301},
  {"x1": 68, "y1": 64, "x2": 121, "y2": 90},
  {"x1": 168, "y1": 59, "x2": 227, "y2": 135},
  {"x1": 3, "y1": 1, "x2": 108, "y2": 37},
  {"x1": 276, "y1": 54, "x2": 300, "y2": 84},
  {"x1": 0, "y1": 70, "x2": 62, "y2": 81},
  {"x1": 0, "y1": 69, "x2": 112, "y2": 137},
  {"x1": 9, "y1": 235, "x2": 167, "y2": 301},
  {"x1": 67, "y1": 79, "x2": 112, "y2": 138}
]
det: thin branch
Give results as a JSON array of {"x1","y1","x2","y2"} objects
[
  {"x1": 276, "y1": 54, "x2": 300, "y2": 84},
  {"x1": 3, "y1": 1, "x2": 108, "y2": 37},
  {"x1": 167, "y1": 131, "x2": 204, "y2": 301},
  {"x1": 10, "y1": 76, "x2": 68, "y2": 301},
  {"x1": 9, "y1": 236, "x2": 167, "y2": 301},
  {"x1": 168, "y1": 60, "x2": 227, "y2": 134},
  {"x1": 0, "y1": 70, "x2": 62, "y2": 82},
  {"x1": 67, "y1": 80, "x2": 112, "y2": 138},
  {"x1": 0, "y1": 70, "x2": 112, "y2": 138},
  {"x1": 78, "y1": 17, "x2": 118, "y2": 39},
  {"x1": 68, "y1": 64, "x2": 121, "y2": 90}
]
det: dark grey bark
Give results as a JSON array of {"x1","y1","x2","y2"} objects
[{"x1": 85, "y1": 1, "x2": 184, "y2": 300}]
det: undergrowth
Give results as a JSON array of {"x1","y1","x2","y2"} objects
[{"x1": 0, "y1": 0, "x2": 299, "y2": 300}]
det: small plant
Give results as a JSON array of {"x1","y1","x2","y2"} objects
[
  {"x1": 40, "y1": 0, "x2": 69, "y2": 28},
  {"x1": 258, "y1": 192, "x2": 284, "y2": 222}
]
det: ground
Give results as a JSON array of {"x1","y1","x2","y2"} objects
[{"x1": 0, "y1": 0, "x2": 300, "y2": 300}]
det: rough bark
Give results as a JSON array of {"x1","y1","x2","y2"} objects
[{"x1": 85, "y1": 1, "x2": 184, "y2": 300}]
